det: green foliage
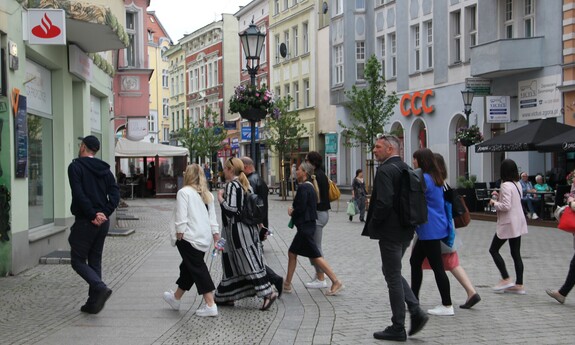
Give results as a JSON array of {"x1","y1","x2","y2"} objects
[
  {"x1": 339, "y1": 54, "x2": 398, "y2": 152},
  {"x1": 177, "y1": 108, "x2": 227, "y2": 162},
  {"x1": 264, "y1": 96, "x2": 307, "y2": 156},
  {"x1": 456, "y1": 175, "x2": 477, "y2": 189}
]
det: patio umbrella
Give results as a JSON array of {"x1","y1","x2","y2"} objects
[
  {"x1": 475, "y1": 118, "x2": 575, "y2": 153},
  {"x1": 535, "y1": 126, "x2": 575, "y2": 152}
]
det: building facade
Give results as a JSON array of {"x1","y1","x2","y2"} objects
[
  {"x1": 0, "y1": 0, "x2": 128, "y2": 275},
  {"x1": 164, "y1": 43, "x2": 186, "y2": 146},
  {"x1": 331, "y1": 0, "x2": 565, "y2": 186}
]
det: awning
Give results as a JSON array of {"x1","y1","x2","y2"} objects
[
  {"x1": 115, "y1": 138, "x2": 189, "y2": 158},
  {"x1": 475, "y1": 118, "x2": 574, "y2": 153}
]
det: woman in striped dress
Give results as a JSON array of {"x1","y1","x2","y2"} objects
[{"x1": 214, "y1": 157, "x2": 277, "y2": 311}]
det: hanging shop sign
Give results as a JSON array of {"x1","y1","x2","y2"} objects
[
  {"x1": 518, "y1": 75, "x2": 561, "y2": 121},
  {"x1": 126, "y1": 117, "x2": 148, "y2": 141},
  {"x1": 325, "y1": 133, "x2": 338, "y2": 154},
  {"x1": 486, "y1": 96, "x2": 511, "y2": 123},
  {"x1": 400, "y1": 89, "x2": 434, "y2": 116},
  {"x1": 27, "y1": 9, "x2": 66, "y2": 45}
]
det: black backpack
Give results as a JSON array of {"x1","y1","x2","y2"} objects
[
  {"x1": 238, "y1": 189, "x2": 265, "y2": 225},
  {"x1": 391, "y1": 163, "x2": 428, "y2": 229}
]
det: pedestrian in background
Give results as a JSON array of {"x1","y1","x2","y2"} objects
[
  {"x1": 240, "y1": 156, "x2": 284, "y2": 296},
  {"x1": 203, "y1": 163, "x2": 212, "y2": 191},
  {"x1": 303, "y1": 151, "x2": 332, "y2": 289},
  {"x1": 362, "y1": 134, "x2": 428, "y2": 342},
  {"x1": 68, "y1": 135, "x2": 119, "y2": 314},
  {"x1": 409, "y1": 148, "x2": 453, "y2": 317},
  {"x1": 351, "y1": 168, "x2": 367, "y2": 222},
  {"x1": 214, "y1": 157, "x2": 278, "y2": 311},
  {"x1": 519, "y1": 172, "x2": 540, "y2": 219},
  {"x1": 284, "y1": 162, "x2": 343, "y2": 296},
  {"x1": 431, "y1": 153, "x2": 481, "y2": 309},
  {"x1": 163, "y1": 164, "x2": 220, "y2": 317},
  {"x1": 489, "y1": 159, "x2": 528, "y2": 294}
]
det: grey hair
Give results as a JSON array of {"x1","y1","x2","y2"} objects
[{"x1": 299, "y1": 161, "x2": 315, "y2": 176}]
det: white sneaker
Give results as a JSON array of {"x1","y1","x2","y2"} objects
[
  {"x1": 427, "y1": 305, "x2": 454, "y2": 316},
  {"x1": 304, "y1": 279, "x2": 328, "y2": 289},
  {"x1": 527, "y1": 213, "x2": 532, "y2": 219},
  {"x1": 531, "y1": 213, "x2": 539, "y2": 220},
  {"x1": 195, "y1": 304, "x2": 218, "y2": 317},
  {"x1": 163, "y1": 290, "x2": 181, "y2": 310}
]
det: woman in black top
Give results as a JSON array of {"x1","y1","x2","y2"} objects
[
  {"x1": 284, "y1": 161, "x2": 343, "y2": 296},
  {"x1": 351, "y1": 169, "x2": 367, "y2": 222}
]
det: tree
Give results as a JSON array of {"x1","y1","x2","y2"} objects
[
  {"x1": 338, "y1": 54, "x2": 398, "y2": 192},
  {"x1": 338, "y1": 54, "x2": 398, "y2": 152},
  {"x1": 178, "y1": 107, "x2": 227, "y2": 163},
  {"x1": 263, "y1": 96, "x2": 307, "y2": 200}
]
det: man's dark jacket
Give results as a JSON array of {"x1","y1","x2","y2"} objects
[
  {"x1": 362, "y1": 156, "x2": 414, "y2": 242},
  {"x1": 68, "y1": 157, "x2": 120, "y2": 221},
  {"x1": 247, "y1": 171, "x2": 269, "y2": 227}
]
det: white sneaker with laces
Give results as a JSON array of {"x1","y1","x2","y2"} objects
[
  {"x1": 531, "y1": 213, "x2": 539, "y2": 220},
  {"x1": 163, "y1": 290, "x2": 181, "y2": 310},
  {"x1": 427, "y1": 305, "x2": 454, "y2": 316},
  {"x1": 304, "y1": 279, "x2": 328, "y2": 289},
  {"x1": 195, "y1": 304, "x2": 218, "y2": 317}
]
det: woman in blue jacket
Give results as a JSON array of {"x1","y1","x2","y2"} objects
[{"x1": 409, "y1": 148, "x2": 453, "y2": 316}]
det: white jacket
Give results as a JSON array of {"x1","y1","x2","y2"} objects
[{"x1": 170, "y1": 186, "x2": 219, "y2": 252}]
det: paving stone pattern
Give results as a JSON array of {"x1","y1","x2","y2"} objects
[{"x1": 0, "y1": 197, "x2": 574, "y2": 344}]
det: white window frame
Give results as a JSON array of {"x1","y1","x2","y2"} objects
[
  {"x1": 389, "y1": 33, "x2": 397, "y2": 78},
  {"x1": 292, "y1": 26, "x2": 299, "y2": 57},
  {"x1": 284, "y1": 84, "x2": 291, "y2": 109},
  {"x1": 333, "y1": 44, "x2": 344, "y2": 85},
  {"x1": 356, "y1": 41, "x2": 365, "y2": 80},
  {"x1": 275, "y1": 34, "x2": 281, "y2": 63},
  {"x1": 293, "y1": 81, "x2": 299, "y2": 109},
  {"x1": 303, "y1": 79, "x2": 310, "y2": 107},
  {"x1": 284, "y1": 30, "x2": 290, "y2": 59},
  {"x1": 125, "y1": 11, "x2": 138, "y2": 67},
  {"x1": 412, "y1": 24, "x2": 421, "y2": 72},
  {"x1": 504, "y1": 0, "x2": 514, "y2": 38},
  {"x1": 451, "y1": 10, "x2": 462, "y2": 64},
  {"x1": 334, "y1": 0, "x2": 343, "y2": 16},
  {"x1": 425, "y1": 20, "x2": 433, "y2": 69},
  {"x1": 274, "y1": 0, "x2": 280, "y2": 15},
  {"x1": 303, "y1": 22, "x2": 309, "y2": 53},
  {"x1": 524, "y1": 0, "x2": 535, "y2": 37},
  {"x1": 378, "y1": 36, "x2": 386, "y2": 78}
]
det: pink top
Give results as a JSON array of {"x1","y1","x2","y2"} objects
[{"x1": 493, "y1": 181, "x2": 528, "y2": 239}]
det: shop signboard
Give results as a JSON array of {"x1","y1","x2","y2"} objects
[
  {"x1": 465, "y1": 77, "x2": 491, "y2": 96},
  {"x1": 518, "y1": 75, "x2": 561, "y2": 120},
  {"x1": 28, "y1": 9, "x2": 66, "y2": 45},
  {"x1": 241, "y1": 126, "x2": 259, "y2": 141},
  {"x1": 486, "y1": 96, "x2": 511, "y2": 123},
  {"x1": 325, "y1": 133, "x2": 338, "y2": 154}
]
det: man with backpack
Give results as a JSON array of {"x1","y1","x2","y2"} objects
[
  {"x1": 362, "y1": 134, "x2": 428, "y2": 342},
  {"x1": 240, "y1": 157, "x2": 284, "y2": 297}
]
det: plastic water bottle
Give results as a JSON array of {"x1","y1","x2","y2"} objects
[
  {"x1": 212, "y1": 238, "x2": 226, "y2": 257},
  {"x1": 267, "y1": 228, "x2": 273, "y2": 237}
]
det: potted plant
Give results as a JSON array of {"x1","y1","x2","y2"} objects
[
  {"x1": 454, "y1": 125, "x2": 484, "y2": 146},
  {"x1": 456, "y1": 174, "x2": 478, "y2": 212},
  {"x1": 229, "y1": 84, "x2": 275, "y2": 121}
]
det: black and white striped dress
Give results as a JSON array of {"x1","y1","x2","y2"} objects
[{"x1": 214, "y1": 178, "x2": 272, "y2": 302}]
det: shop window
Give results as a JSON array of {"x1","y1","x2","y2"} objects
[{"x1": 28, "y1": 114, "x2": 54, "y2": 228}]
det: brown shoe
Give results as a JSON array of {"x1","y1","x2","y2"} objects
[{"x1": 546, "y1": 289, "x2": 565, "y2": 304}]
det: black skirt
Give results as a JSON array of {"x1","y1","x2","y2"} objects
[{"x1": 289, "y1": 221, "x2": 322, "y2": 258}]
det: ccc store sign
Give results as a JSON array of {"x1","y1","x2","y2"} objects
[{"x1": 400, "y1": 89, "x2": 434, "y2": 116}]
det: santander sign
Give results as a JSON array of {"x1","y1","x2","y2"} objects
[
  {"x1": 28, "y1": 9, "x2": 66, "y2": 45},
  {"x1": 31, "y1": 13, "x2": 62, "y2": 39}
]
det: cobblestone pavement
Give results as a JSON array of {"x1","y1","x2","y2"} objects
[{"x1": 1, "y1": 197, "x2": 574, "y2": 344}]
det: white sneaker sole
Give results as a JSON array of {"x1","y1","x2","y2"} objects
[{"x1": 492, "y1": 282, "x2": 515, "y2": 291}]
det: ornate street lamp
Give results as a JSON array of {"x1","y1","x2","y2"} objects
[
  {"x1": 461, "y1": 88, "x2": 475, "y2": 179},
  {"x1": 239, "y1": 21, "x2": 267, "y2": 172}
]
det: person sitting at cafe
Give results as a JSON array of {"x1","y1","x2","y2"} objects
[
  {"x1": 519, "y1": 172, "x2": 540, "y2": 220},
  {"x1": 534, "y1": 174, "x2": 554, "y2": 202}
]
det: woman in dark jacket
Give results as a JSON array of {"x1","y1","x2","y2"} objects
[
  {"x1": 284, "y1": 161, "x2": 343, "y2": 296},
  {"x1": 351, "y1": 169, "x2": 367, "y2": 222}
]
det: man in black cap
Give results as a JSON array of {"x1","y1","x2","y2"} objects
[{"x1": 68, "y1": 135, "x2": 120, "y2": 314}]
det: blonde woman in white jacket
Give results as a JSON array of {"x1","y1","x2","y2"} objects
[{"x1": 163, "y1": 164, "x2": 221, "y2": 317}]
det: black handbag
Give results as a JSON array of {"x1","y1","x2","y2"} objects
[{"x1": 444, "y1": 183, "x2": 471, "y2": 228}]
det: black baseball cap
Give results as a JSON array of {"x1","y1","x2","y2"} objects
[{"x1": 79, "y1": 135, "x2": 100, "y2": 152}]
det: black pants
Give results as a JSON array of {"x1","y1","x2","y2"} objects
[
  {"x1": 410, "y1": 239, "x2": 452, "y2": 306},
  {"x1": 378, "y1": 239, "x2": 421, "y2": 329},
  {"x1": 175, "y1": 240, "x2": 215, "y2": 295},
  {"x1": 559, "y1": 252, "x2": 575, "y2": 297},
  {"x1": 489, "y1": 234, "x2": 523, "y2": 285}
]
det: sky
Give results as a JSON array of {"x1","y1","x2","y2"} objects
[{"x1": 148, "y1": 0, "x2": 250, "y2": 42}]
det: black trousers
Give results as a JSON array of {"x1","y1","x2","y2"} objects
[
  {"x1": 559, "y1": 252, "x2": 575, "y2": 297},
  {"x1": 175, "y1": 240, "x2": 215, "y2": 295}
]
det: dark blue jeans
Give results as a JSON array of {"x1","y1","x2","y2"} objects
[
  {"x1": 378, "y1": 239, "x2": 421, "y2": 329},
  {"x1": 69, "y1": 218, "x2": 109, "y2": 303}
]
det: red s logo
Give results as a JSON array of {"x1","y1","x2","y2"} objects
[{"x1": 31, "y1": 13, "x2": 61, "y2": 39}]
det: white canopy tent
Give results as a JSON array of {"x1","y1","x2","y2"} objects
[{"x1": 115, "y1": 138, "x2": 189, "y2": 157}]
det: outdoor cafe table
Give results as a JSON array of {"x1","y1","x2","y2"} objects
[{"x1": 532, "y1": 190, "x2": 555, "y2": 219}]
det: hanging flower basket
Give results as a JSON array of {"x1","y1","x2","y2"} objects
[
  {"x1": 229, "y1": 84, "x2": 275, "y2": 121},
  {"x1": 454, "y1": 125, "x2": 483, "y2": 146}
]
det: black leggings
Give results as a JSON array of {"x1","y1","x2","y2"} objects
[
  {"x1": 410, "y1": 239, "x2": 452, "y2": 306},
  {"x1": 489, "y1": 234, "x2": 523, "y2": 285},
  {"x1": 559, "y1": 252, "x2": 575, "y2": 297}
]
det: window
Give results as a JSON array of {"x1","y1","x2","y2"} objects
[
  {"x1": 162, "y1": 69, "x2": 168, "y2": 88},
  {"x1": 125, "y1": 12, "x2": 137, "y2": 67},
  {"x1": 425, "y1": 21, "x2": 433, "y2": 69},
  {"x1": 334, "y1": 0, "x2": 343, "y2": 16},
  {"x1": 284, "y1": 84, "x2": 291, "y2": 109},
  {"x1": 356, "y1": 0, "x2": 365, "y2": 10},
  {"x1": 275, "y1": 34, "x2": 281, "y2": 63},
  {"x1": 212, "y1": 63, "x2": 218, "y2": 87},
  {"x1": 378, "y1": 37, "x2": 386, "y2": 77},
  {"x1": 524, "y1": 0, "x2": 534, "y2": 37},
  {"x1": 180, "y1": 73, "x2": 185, "y2": 94},
  {"x1": 293, "y1": 81, "x2": 299, "y2": 109},
  {"x1": 260, "y1": 39, "x2": 267, "y2": 64},
  {"x1": 171, "y1": 77, "x2": 175, "y2": 95},
  {"x1": 275, "y1": 86, "x2": 281, "y2": 99},
  {"x1": 284, "y1": 30, "x2": 290, "y2": 58},
  {"x1": 389, "y1": 33, "x2": 397, "y2": 77},
  {"x1": 451, "y1": 10, "x2": 461, "y2": 63},
  {"x1": 302, "y1": 22, "x2": 309, "y2": 53},
  {"x1": 303, "y1": 79, "x2": 310, "y2": 107},
  {"x1": 208, "y1": 63, "x2": 213, "y2": 87},
  {"x1": 28, "y1": 113, "x2": 54, "y2": 228},
  {"x1": 147, "y1": 30, "x2": 153, "y2": 42},
  {"x1": 468, "y1": 6, "x2": 477, "y2": 47},
  {"x1": 292, "y1": 26, "x2": 299, "y2": 57},
  {"x1": 356, "y1": 41, "x2": 365, "y2": 80},
  {"x1": 505, "y1": 0, "x2": 513, "y2": 38},
  {"x1": 333, "y1": 44, "x2": 344, "y2": 85},
  {"x1": 172, "y1": 111, "x2": 175, "y2": 130},
  {"x1": 163, "y1": 98, "x2": 169, "y2": 118},
  {"x1": 200, "y1": 65, "x2": 205, "y2": 90},
  {"x1": 274, "y1": 0, "x2": 280, "y2": 15},
  {"x1": 412, "y1": 25, "x2": 420, "y2": 72},
  {"x1": 149, "y1": 112, "x2": 155, "y2": 132},
  {"x1": 284, "y1": 0, "x2": 289, "y2": 10}
]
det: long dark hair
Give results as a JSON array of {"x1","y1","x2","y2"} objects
[
  {"x1": 500, "y1": 159, "x2": 519, "y2": 182},
  {"x1": 433, "y1": 153, "x2": 447, "y2": 181},
  {"x1": 413, "y1": 148, "x2": 443, "y2": 186}
]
